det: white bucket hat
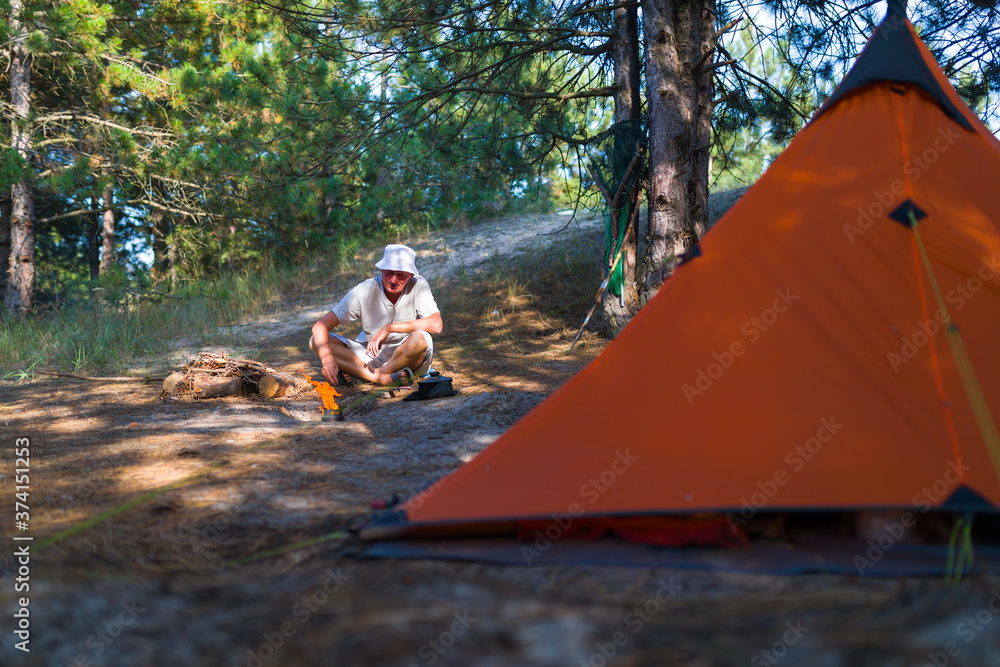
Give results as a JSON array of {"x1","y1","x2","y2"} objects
[{"x1": 375, "y1": 244, "x2": 420, "y2": 277}]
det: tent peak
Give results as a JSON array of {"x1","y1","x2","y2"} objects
[{"x1": 812, "y1": 3, "x2": 974, "y2": 132}]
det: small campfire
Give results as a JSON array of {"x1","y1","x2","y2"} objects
[{"x1": 304, "y1": 375, "x2": 344, "y2": 421}]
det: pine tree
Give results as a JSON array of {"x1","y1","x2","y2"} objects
[{"x1": 5, "y1": 0, "x2": 35, "y2": 313}]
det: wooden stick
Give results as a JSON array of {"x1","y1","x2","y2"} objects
[
  {"x1": 692, "y1": 45, "x2": 717, "y2": 73},
  {"x1": 185, "y1": 356, "x2": 276, "y2": 375},
  {"x1": 233, "y1": 367, "x2": 259, "y2": 386},
  {"x1": 608, "y1": 145, "x2": 643, "y2": 214},
  {"x1": 703, "y1": 58, "x2": 737, "y2": 73},
  {"x1": 587, "y1": 143, "x2": 644, "y2": 216},
  {"x1": 714, "y1": 15, "x2": 745, "y2": 42},
  {"x1": 569, "y1": 196, "x2": 642, "y2": 351},
  {"x1": 712, "y1": 91, "x2": 739, "y2": 108},
  {"x1": 235, "y1": 358, "x2": 276, "y2": 372},
  {"x1": 695, "y1": 15, "x2": 744, "y2": 73},
  {"x1": 587, "y1": 162, "x2": 615, "y2": 209},
  {"x1": 603, "y1": 144, "x2": 644, "y2": 271},
  {"x1": 37, "y1": 371, "x2": 166, "y2": 382}
]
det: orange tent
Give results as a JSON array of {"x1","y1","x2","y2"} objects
[{"x1": 364, "y1": 6, "x2": 1000, "y2": 540}]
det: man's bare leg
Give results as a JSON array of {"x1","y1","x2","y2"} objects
[
  {"x1": 372, "y1": 333, "x2": 428, "y2": 385},
  {"x1": 309, "y1": 336, "x2": 380, "y2": 384}
]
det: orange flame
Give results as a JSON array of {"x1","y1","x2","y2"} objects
[{"x1": 304, "y1": 375, "x2": 342, "y2": 410}]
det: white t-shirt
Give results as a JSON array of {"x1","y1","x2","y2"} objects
[{"x1": 331, "y1": 275, "x2": 439, "y2": 346}]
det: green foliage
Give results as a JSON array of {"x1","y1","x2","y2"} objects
[
  {"x1": 0, "y1": 235, "x2": 374, "y2": 376},
  {"x1": 0, "y1": 149, "x2": 29, "y2": 190},
  {"x1": 711, "y1": 25, "x2": 816, "y2": 190},
  {"x1": 8, "y1": 0, "x2": 1000, "y2": 317}
]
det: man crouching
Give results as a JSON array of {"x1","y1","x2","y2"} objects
[{"x1": 310, "y1": 244, "x2": 442, "y2": 386}]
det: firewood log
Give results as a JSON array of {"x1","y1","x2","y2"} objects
[
  {"x1": 190, "y1": 375, "x2": 243, "y2": 399},
  {"x1": 163, "y1": 372, "x2": 186, "y2": 395},
  {"x1": 259, "y1": 372, "x2": 309, "y2": 398}
]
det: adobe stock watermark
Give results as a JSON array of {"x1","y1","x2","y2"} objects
[
  {"x1": 854, "y1": 459, "x2": 970, "y2": 576},
  {"x1": 579, "y1": 578, "x2": 681, "y2": 667},
  {"x1": 521, "y1": 449, "x2": 639, "y2": 566},
  {"x1": 923, "y1": 589, "x2": 1000, "y2": 667},
  {"x1": 750, "y1": 620, "x2": 810, "y2": 666},
  {"x1": 232, "y1": 568, "x2": 350, "y2": 667},
  {"x1": 408, "y1": 610, "x2": 478, "y2": 666},
  {"x1": 59, "y1": 599, "x2": 147, "y2": 667},
  {"x1": 843, "y1": 125, "x2": 960, "y2": 245},
  {"x1": 887, "y1": 255, "x2": 1000, "y2": 372},
  {"x1": 726, "y1": 417, "x2": 845, "y2": 532},
  {"x1": 682, "y1": 288, "x2": 800, "y2": 405}
]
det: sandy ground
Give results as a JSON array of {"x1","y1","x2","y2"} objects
[{"x1": 3, "y1": 204, "x2": 1000, "y2": 666}]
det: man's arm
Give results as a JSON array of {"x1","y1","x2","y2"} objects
[
  {"x1": 311, "y1": 311, "x2": 343, "y2": 385},
  {"x1": 365, "y1": 311, "x2": 443, "y2": 358}
]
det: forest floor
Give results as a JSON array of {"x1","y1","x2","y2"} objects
[{"x1": 2, "y1": 205, "x2": 1000, "y2": 667}]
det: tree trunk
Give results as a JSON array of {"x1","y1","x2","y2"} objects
[
  {"x1": 151, "y1": 201, "x2": 170, "y2": 282},
  {"x1": 6, "y1": 0, "x2": 36, "y2": 314},
  {"x1": 99, "y1": 98, "x2": 116, "y2": 276},
  {"x1": 99, "y1": 185, "x2": 116, "y2": 274},
  {"x1": 168, "y1": 230, "x2": 178, "y2": 287},
  {"x1": 322, "y1": 165, "x2": 338, "y2": 222},
  {"x1": 639, "y1": 0, "x2": 715, "y2": 302},
  {"x1": 612, "y1": 6, "x2": 642, "y2": 124},
  {"x1": 602, "y1": 1, "x2": 644, "y2": 337},
  {"x1": 88, "y1": 197, "x2": 101, "y2": 279},
  {"x1": 0, "y1": 191, "x2": 10, "y2": 305}
]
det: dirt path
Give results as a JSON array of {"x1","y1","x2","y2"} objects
[{"x1": 410, "y1": 211, "x2": 602, "y2": 281}]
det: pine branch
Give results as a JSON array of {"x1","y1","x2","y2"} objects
[
  {"x1": 34, "y1": 111, "x2": 176, "y2": 138},
  {"x1": 36, "y1": 202, "x2": 140, "y2": 225}
]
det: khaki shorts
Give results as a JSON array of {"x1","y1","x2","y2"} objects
[{"x1": 330, "y1": 331, "x2": 433, "y2": 376}]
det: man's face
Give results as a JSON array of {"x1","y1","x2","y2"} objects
[{"x1": 380, "y1": 270, "x2": 413, "y2": 297}]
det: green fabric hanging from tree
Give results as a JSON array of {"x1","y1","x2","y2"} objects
[{"x1": 588, "y1": 120, "x2": 646, "y2": 298}]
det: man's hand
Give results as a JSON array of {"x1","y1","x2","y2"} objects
[
  {"x1": 366, "y1": 325, "x2": 392, "y2": 359},
  {"x1": 311, "y1": 311, "x2": 344, "y2": 385},
  {"x1": 321, "y1": 358, "x2": 340, "y2": 385}
]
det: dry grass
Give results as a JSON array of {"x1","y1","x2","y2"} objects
[
  {"x1": 0, "y1": 238, "x2": 395, "y2": 379},
  {"x1": 437, "y1": 224, "x2": 609, "y2": 359}
]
